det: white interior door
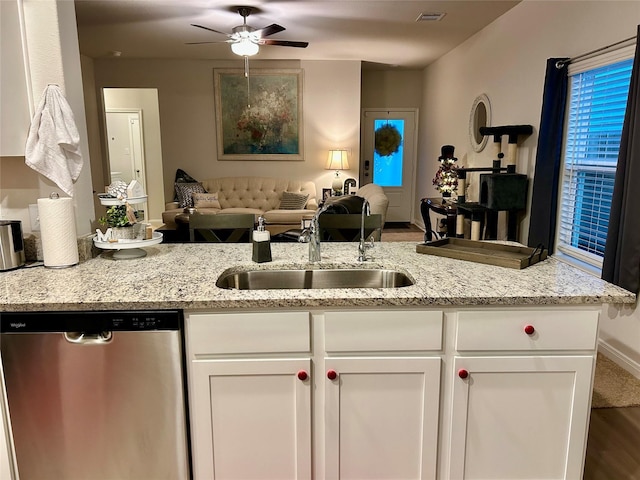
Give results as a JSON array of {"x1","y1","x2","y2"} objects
[
  {"x1": 362, "y1": 109, "x2": 418, "y2": 223},
  {"x1": 105, "y1": 109, "x2": 147, "y2": 218},
  {"x1": 105, "y1": 110, "x2": 146, "y2": 189}
]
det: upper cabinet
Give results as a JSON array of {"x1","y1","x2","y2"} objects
[{"x1": 1, "y1": 0, "x2": 31, "y2": 156}]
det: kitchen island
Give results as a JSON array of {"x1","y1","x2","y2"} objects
[
  {"x1": 0, "y1": 241, "x2": 633, "y2": 311},
  {"x1": 0, "y1": 242, "x2": 636, "y2": 479}
]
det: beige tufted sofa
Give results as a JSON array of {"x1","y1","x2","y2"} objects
[{"x1": 162, "y1": 176, "x2": 318, "y2": 236}]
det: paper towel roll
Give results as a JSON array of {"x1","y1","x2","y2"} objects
[{"x1": 37, "y1": 197, "x2": 79, "y2": 268}]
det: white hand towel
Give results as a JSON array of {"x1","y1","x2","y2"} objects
[{"x1": 25, "y1": 85, "x2": 83, "y2": 196}]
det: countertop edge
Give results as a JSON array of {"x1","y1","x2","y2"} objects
[
  {"x1": 1, "y1": 243, "x2": 635, "y2": 312},
  {"x1": 1, "y1": 295, "x2": 635, "y2": 312}
]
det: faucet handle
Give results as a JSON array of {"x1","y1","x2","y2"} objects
[
  {"x1": 363, "y1": 232, "x2": 375, "y2": 248},
  {"x1": 298, "y1": 229, "x2": 311, "y2": 243},
  {"x1": 301, "y1": 216, "x2": 313, "y2": 230}
]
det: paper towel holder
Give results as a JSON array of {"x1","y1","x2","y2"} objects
[{"x1": 38, "y1": 194, "x2": 79, "y2": 269}]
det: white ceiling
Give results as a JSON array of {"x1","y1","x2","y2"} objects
[{"x1": 74, "y1": 0, "x2": 520, "y2": 69}]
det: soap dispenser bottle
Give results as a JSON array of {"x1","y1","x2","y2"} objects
[{"x1": 252, "y1": 216, "x2": 272, "y2": 263}]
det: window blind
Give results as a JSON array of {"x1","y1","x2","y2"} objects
[{"x1": 557, "y1": 57, "x2": 633, "y2": 266}]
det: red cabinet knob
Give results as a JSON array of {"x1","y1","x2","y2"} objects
[
  {"x1": 458, "y1": 369, "x2": 469, "y2": 379},
  {"x1": 327, "y1": 369, "x2": 338, "y2": 380},
  {"x1": 297, "y1": 370, "x2": 308, "y2": 381},
  {"x1": 524, "y1": 324, "x2": 536, "y2": 335}
]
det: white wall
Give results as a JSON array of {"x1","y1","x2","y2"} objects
[
  {"x1": 419, "y1": 0, "x2": 639, "y2": 241},
  {"x1": 420, "y1": 0, "x2": 640, "y2": 373},
  {"x1": 80, "y1": 54, "x2": 107, "y2": 227},
  {"x1": 361, "y1": 70, "x2": 424, "y2": 109},
  {"x1": 0, "y1": 0, "x2": 95, "y2": 235},
  {"x1": 601, "y1": 303, "x2": 640, "y2": 378},
  {"x1": 88, "y1": 58, "x2": 362, "y2": 201},
  {"x1": 23, "y1": 0, "x2": 95, "y2": 235}
]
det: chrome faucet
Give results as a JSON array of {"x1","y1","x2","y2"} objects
[
  {"x1": 299, "y1": 203, "x2": 331, "y2": 263},
  {"x1": 358, "y1": 199, "x2": 374, "y2": 262}
]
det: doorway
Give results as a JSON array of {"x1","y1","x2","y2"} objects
[
  {"x1": 102, "y1": 88, "x2": 165, "y2": 226},
  {"x1": 105, "y1": 109, "x2": 147, "y2": 218},
  {"x1": 361, "y1": 109, "x2": 418, "y2": 223}
]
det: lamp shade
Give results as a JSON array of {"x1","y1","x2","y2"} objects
[
  {"x1": 326, "y1": 149, "x2": 350, "y2": 171},
  {"x1": 231, "y1": 39, "x2": 259, "y2": 56}
]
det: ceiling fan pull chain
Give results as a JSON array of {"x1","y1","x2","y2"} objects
[{"x1": 246, "y1": 58, "x2": 251, "y2": 107}]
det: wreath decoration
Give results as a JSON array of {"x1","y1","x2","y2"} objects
[{"x1": 374, "y1": 124, "x2": 402, "y2": 157}]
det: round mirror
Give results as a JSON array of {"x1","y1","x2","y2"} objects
[{"x1": 469, "y1": 94, "x2": 491, "y2": 152}]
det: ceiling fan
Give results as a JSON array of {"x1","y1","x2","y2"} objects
[{"x1": 187, "y1": 6, "x2": 309, "y2": 57}]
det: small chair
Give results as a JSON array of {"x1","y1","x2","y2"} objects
[
  {"x1": 189, "y1": 213, "x2": 255, "y2": 243},
  {"x1": 318, "y1": 213, "x2": 382, "y2": 242}
]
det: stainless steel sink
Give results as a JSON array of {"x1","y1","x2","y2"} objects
[{"x1": 216, "y1": 268, "x2": 414, "y2": 290}]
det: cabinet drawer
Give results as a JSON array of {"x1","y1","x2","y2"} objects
[
  {"x1": 325, "y1": 310, "x2": 443, "y2": 352},
  {"x1": 187, "y1": 311, "x2": 310, "y2": 356},
  {"x1": 456, "y1": 310, "x2": 599, "y2": 352}
]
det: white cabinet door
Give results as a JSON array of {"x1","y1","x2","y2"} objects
[
  {"x1": 325, "y1": 357, "x2": 441, "y2": 480},
  {"x1": 190, "y1": 358, "x2": 312, "y2": 480},
  {"x1": 448, "y1": 355, "x2": 594, "y2": 480}
]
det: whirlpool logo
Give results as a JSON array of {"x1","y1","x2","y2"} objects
[{"x1": 9, "y1": 322, "x2": 26, "y2": 329}]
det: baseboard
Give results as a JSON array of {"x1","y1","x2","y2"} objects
[{"x1": 598, "y1": 340, "x2": 640, "y2": 380}]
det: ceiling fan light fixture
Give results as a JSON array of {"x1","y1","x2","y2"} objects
[
  {"x1": 231, "y1": 39, "x2": 259, "y2": 56},
  {"x1": 187, "y1": 6, "x2": 308, "y2": 56}
]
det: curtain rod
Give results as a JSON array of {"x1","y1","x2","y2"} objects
[{"x1": 555, "y1": 35, "x2": 637, "y2": 69}]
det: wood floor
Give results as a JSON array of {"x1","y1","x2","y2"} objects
[{"x1": 584, "y1": 406, "x2": 640, "y2": 479}]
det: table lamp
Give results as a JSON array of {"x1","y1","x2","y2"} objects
[{"x1": 326, "y1": 149, "x2": 350, "y2": 195}]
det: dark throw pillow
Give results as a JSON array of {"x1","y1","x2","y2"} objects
[
  {"x1": 175, "y1": 182, "x2": 206, "y2": 208},
  {"x1": 173, "y1": 169, "x2": 199, "y2": 200}
]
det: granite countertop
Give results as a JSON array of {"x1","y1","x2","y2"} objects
[{"x1": 0, "y1": 242, "x2": 635, "y2": 312}]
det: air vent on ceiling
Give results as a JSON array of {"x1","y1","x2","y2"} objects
[{"x1": 416, "y1": 12, "x2": 446, "y2": 22}]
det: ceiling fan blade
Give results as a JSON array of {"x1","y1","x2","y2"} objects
[
  {"x1": 260, "y1": 39, "x2": 309, "y2": 48},
  {"x1": 255, "y1": 24, "x2": 285, "y2": 38},
  {"x1": 191, "y1": 24, "x2": 229, "y2": 36}
]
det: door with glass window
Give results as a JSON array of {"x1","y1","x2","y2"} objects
[{"x1": 362, "y1": 109, "x2": 418, "y2": 222}]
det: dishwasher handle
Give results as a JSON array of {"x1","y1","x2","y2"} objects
[{"x1": 63, "y1": 331, "x2": 113, "y2": 345}]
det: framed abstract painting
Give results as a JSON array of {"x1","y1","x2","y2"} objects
[{"x1": 214, "y1": 68, "x2": 304, "y2": 161}]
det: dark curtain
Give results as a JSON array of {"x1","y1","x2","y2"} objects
[
  {"x1": 602, "y1": 27, "x2": 640, "y2": 294},
  {"x1": 527, "y1": 58, "x2": 569, "y2": 251}
]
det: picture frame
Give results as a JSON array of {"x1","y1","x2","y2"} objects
[
  {"x1": 214, "y1": 68, "x2": 304, "y2": 161},
  {"x1": 322, "y1": 188, "x2": 332, "y2": 202}
]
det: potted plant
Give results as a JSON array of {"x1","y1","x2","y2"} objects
[{"x1": 99, "y1": 204, "x2": 140, "y2": 239}]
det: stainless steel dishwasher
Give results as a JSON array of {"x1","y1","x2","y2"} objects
[{"x1": 0, "y1": 310, "x2": 191, "y2": 480}]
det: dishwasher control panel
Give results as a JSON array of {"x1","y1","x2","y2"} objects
[{"x1": 0, "y1": 310, "x2": 182, "y2": 333}]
